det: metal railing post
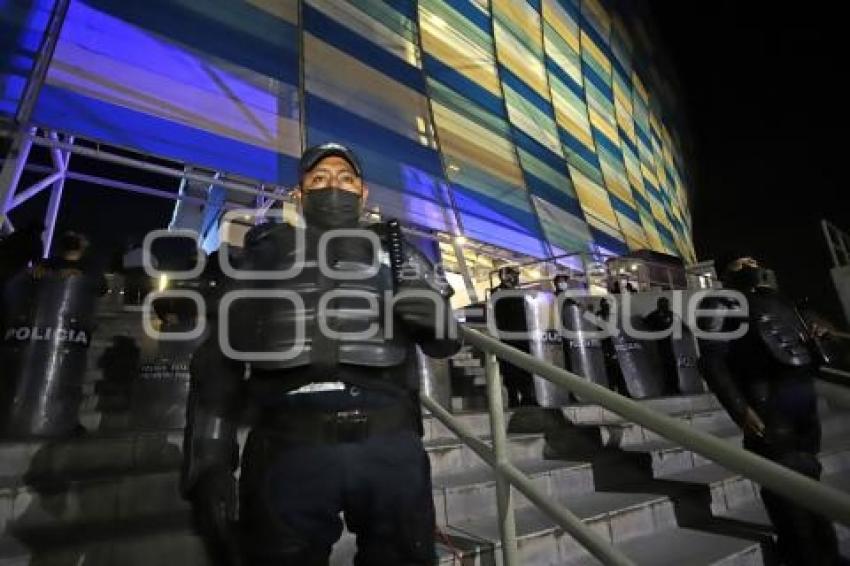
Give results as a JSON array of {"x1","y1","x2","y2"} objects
[{"x1": 483, "y1": 351, "x2": 518, "y2": 566}]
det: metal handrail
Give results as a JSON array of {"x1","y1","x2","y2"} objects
[{"x1": 423, "y1": 325, "x2": 850, "y2": 566}]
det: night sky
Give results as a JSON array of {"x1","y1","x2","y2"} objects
[{"x1": 648, "y1": 1, "x2": 848, "y2": 320}]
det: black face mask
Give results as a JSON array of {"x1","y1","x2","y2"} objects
[{"x1": 301, "y1": 187, "x2": 361, "y2": 230}]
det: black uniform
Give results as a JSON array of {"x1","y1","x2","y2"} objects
[
  {"x1": 181, "y1": 219, "x2": 459, "y2": 566},
  {"x1": 492, "y1": 284, "x2": 536, "y2": 407},
  {"x1": 698, "y1": 287, "x2": 841, "y2": 566}
]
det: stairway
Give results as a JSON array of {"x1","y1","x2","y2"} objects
[{"x1": 1, "y1": 308, "x2": 849, "y2": 564}]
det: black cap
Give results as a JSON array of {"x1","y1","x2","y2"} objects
[{"x1": 299, "y1": 142, "x2": 363, "y2": 179}]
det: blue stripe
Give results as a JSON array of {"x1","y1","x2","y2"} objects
[
  {"x1": 611, "y1": 194, "x2": 640, "y2": 224},
  {"x1": 33, "y1": 84, "x2": 297, "y2": 183},
  {"x1": 558, "y1": 126, "x2": 599, "y2": 169},
  {"x1": 618, "y1": 128, "x2": 638, "y2": 155},
  {"x1": 452, "y1": 182, "x2": 543, "y2": 237},
  {"x1": 582, "y1": 62, "x2": 613, "y2": 101},
  {"x1": 633, "y1": 190, "x2": 651, "y2": 213},
  {"x1": 553, "y1": 0, "x2": 580, "y2": 20},
  {"x1": 383, "y1": 0, "x2": 417, "y2": 19},
  {"x1": 80, "y1": 0, "x2": 300, "y2": 85},
  {"x1": 525, "y1": 0, "x2": 542, "y2": 12},
  {"x1": 525, "y1": 174, "x2": 583, "y2": 217},
  {"x1": 593, "y1": 128, "x2": 622, "y2": 158},
  {"x1": 579, "y1": 14, "x2": 610, "y2": 52},
  {"x1": 590, "y1": 227, "x2": 627, "y2": 255},
  {"x1": 634, "y1": 122, "x2": 652, "y2": 147},
  {"x1": 545, "y1": 58, "x2": 584, "y2": 99},
  {"x1": 443, "y1": 0, "x2": 490, "y2": 33},
  {"x1": 305, "y1": 94, "x2": 444, "y2": 183},
  {"x1": 512, "y1": 126, "x2": 566, "y2": 174},
  {"x1": 423, "y1": 54, "x2": 505, "y2": 118},
  {"x1": 304, "y1": 5, "x2": 424, "y2": 94},
  {"x1": 500, "y1": 65, "x2": 554, "y2": 117},
  {"x1": 611, "y1": 56, "x2": 630, "y2": 85}
]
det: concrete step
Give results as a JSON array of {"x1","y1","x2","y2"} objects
[
  {"x1": 0, "y1": 432, "x2": 183, "y2": 484},
  {"x1": 0, "y1": 426, "x2": 543, "y2": 484},
  {"x1": 562, "y1": 393, "x2": 722, "y2": 426},
  {"x1": 0, "y1": 520, "x2": 489, "y2": 566},
  {"x1": 564, "y1": 526, "x2": 763, "y2": 566},
  {"x1": 433, "y1": 459, "x2": 594, "y2": 526},
  {"x1": 426, "y1": 433, "x2": 545, "y2": 477},
  {"x1": 621, "y1": 412, "x2": 850, "y2": 477},
  {"x1": 592, "y1": 409, "x2": 735, "y2": 448},
  {"x1": 446, "y1": 490, "x2": 678, "y2": 564},
  {"x1": 0, "y1": 520, "x2": 206, "y2": 566},
  {"x1": 0, "y1": 470, "x2": 189, "y2": 534},
  {"x1": 719, "y1": 473, "x2": 850, "y2": 543},
  {"x1": 660, "y1": 434, "x2": 850, "y2": 515},
  {"x1": 424, "y1": 410, "x2": 509, "y2": 443}
]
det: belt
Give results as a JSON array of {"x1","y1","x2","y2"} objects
[{"x1": 258, "y1": 402, "x2": 415, "y2": 445}]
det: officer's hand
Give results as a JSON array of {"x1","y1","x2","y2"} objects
[
  {"x1": 189, "y1": 469, "x2": 238, "y2": 537},
  {"x1": 742, "y1": 407, "x2": 766, "y2": 438},
  {"x1": 393, "y1": 289, "x2": 445, "y2": 332}
]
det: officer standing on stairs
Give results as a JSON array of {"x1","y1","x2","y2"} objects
[
  {"x1": 181, "y1": 143, "x2": 460, "y2": 566},
  {"x1": 698, "y1": 252, "x2": 844, "y2": 566}
]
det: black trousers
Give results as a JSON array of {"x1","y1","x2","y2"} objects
[
  {"x1": 238, "y1": 399, "x2": 436, "y2": 565},
  {"x1": 744, "y1": 377, "x2": 841, "y2": 566}
]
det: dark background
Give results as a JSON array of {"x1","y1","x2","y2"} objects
[{"x1": 648, "y1": 0, "x2": 847, "y2": 320}]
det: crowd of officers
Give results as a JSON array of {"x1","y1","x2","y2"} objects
[{"x1": 0, "y1": 143, "x2": 847, "y2": 565}]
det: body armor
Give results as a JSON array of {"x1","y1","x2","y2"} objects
[{"x1": 228, "y1": 223, "x2": 421, "y2": 375}]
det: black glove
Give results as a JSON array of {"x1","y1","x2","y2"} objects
[
  {"x1": 188, "y1": 468, "x2": 241, "y2": 566},
  {"x1": 394, "y1": 289, "x2": 444, "y2": 334}
]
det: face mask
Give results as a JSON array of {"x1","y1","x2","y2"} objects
[
  {"x1": 557, "y1": 282, "x2": 570, "y2": 291},
  {"x1": 301, "y1": 187, "x2": 361, "y2": 230}
]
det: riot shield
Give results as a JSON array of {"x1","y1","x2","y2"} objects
[
  {"x1": 670, "y1": 323, "x2": 704, "y2": 393},
  {"x1": 1, "y1": 270, "x2": 100, "y2": 437},
  {"x1": 416, "y1": 345, "x2": 451, "y2": 411},
  {"x1": 130, "y1": 301, "x2": 207, "y2": 429},
  {"x1": 560, "y1": 300, "x2": 609, "y2": 389},
  {"x1": 523, "y1": 292, "x2": 570, "y2": 407},
  {"x1": 609, "y1": 315, "x2": 665, "y2": 399}
]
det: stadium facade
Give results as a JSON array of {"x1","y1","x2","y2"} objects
[{"x1": 1, "y1": 0, "x2": 696, "y2": 300}]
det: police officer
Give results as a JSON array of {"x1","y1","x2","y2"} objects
[
  {"x1": 698, "y1": 252, "x2": 842, "y2": 566},
  {"x1": 181, "y1": 143, "x2": 460, "y2": 565},
  {"x1": 492, "y1": 266, "x2": 537, "y2": 407}
]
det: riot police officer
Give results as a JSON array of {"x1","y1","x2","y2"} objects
[
  {"x1": 698, "y1": 252, "x2": 842, "y2": 566},
  {"x1": 492, "y1": 266, "x2": 537, "y2": 407},
  {"x1": 181, "y1": 143, "x2": 460, "y2": 565}
]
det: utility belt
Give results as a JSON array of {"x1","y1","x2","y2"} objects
[{"x1": 257, "y1": 401, "x2": 417, "y2": 445}]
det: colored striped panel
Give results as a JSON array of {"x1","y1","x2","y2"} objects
[
  {"x1": 419, "y1": 0, "x2": 501, "y2": 97},
  {"x1": 0, "y1": 0, "x2": 54, "y2": 117},
  {"x1": 40, "y1": 0, "x2": 302, "y2": 175},
  {"x1": 533, "y1": 195, "x2": 592, "y2": 252},
  {"x1": 306, "y1": 0, "x2": 420, "y2": 67},
  {"x1": 304, "y1": 33, "x2": 433, "y2": 148},
  {"x1": 33, "y1": 84, "x2": 298, "y2": 183},
  {"x1": 81, "y1": 0, "x2": 300, "y2": 84}
]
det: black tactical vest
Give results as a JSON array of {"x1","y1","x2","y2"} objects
[
  {"x1": 226, "y1": 223, "x2": 409, "y2": 373},
  {"x1": 746, "y1": 292, "x2": 812, "y2": 367}
]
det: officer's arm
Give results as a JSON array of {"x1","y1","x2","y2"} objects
[
  {"x1": 180, "y1": 338, "x2": 243, "y2": 499},
  {"x1": 696, "y1": 300, "x2": 749, "y2": 426},
  {"x1": 395, "y1": 243, "x2": 462, "y2": 358}
]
